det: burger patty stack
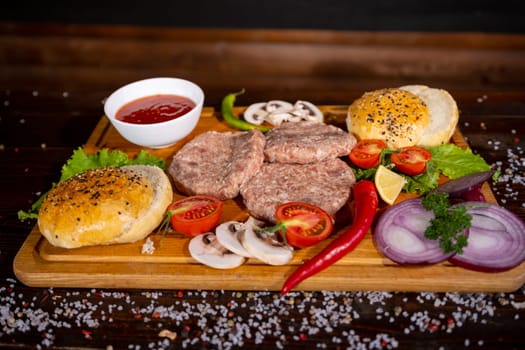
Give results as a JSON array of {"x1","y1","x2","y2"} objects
[{"x1": 169, "y1": 121, "x2": 357, "y2": 223}]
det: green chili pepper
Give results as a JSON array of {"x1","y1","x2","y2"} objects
[{"x1": 221, "y1": 89, "x2": 271, "y2": 132}]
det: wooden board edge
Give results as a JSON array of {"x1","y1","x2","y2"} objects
[{"x1": 14, "y1": 228, "x2": 525, "y2": 292}]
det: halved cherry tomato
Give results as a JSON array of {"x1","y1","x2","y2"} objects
[
  {"x1": 390, "y1": 146, "x2": 432, "y2": 176},
  {"x1": 167, "y1": 195, "x2": 223, "y2": 236},
  {"x1": 349, "y1": 139, "x2": 388, "y2": 168},
  {"x1": 274, "y1": 202, "x2": 333, "y2": 248}
]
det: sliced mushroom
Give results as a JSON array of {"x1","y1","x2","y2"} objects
[
  {"x1": 188, "y1": 232, "x2": 246, "y2": 269},
  {"x1": 243, "y1": 102, "x2": 267, "y2": 125},
  {"x1": 243, "y1": 99, "x2": 323, "y2": 126},
  {"x1": 264, "y1": 100, "x2": 294, "y2": 113},
  {"x1": 293, "y1": 100, "x2": 324, "y2": 123},
  {"x1": 215, "y1": 221, "x2": 253, "y2": 258},
  {"x1": 244, "y1": 100, "x2": 294, "y2": 126},
  {"x1": 239, "y1": 225, "x2": 293, "y2": 266},
  {"x1": 245, "y1": 216, "x2": 266, "y2": 229},
  {"x1": 266, "y1": 111, "x2": 295, "y2": 126}
]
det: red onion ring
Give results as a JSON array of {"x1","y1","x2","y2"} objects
[
  {"x1": 373, "y1": 199, "x2": 457, "y2": 265},
  {"x1": 448, "y1": 202, "x2": 525, "y2": 272},
  {"x1": 374, "y1": 198, "x2": 525, "y2": 272}
]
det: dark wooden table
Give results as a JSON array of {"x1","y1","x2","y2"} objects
[{"x1": 1, "y1": 23, "x2": 524, "y2": 349}]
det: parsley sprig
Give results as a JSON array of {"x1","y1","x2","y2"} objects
[{"x1": 421, "y1": 192, "x2": 471, "y2": 254}]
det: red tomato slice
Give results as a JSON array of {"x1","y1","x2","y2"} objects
[
  {"x1": 349, "y1": 139, "x2": 388, "y2": 168},
  {"x1": 275, "y1": 202, "x2": 333, "y2": 248},
  {"x1": 168, "y1": 195, "x2": 223, "y2": 237},
  {"x1": 390, "y1": 146, "x2": 432, "y2": 176}
]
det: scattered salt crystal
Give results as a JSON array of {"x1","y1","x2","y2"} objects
[
  {"x1": 1, "y1": 278, "x2": 523, "y2": 348},
  {"x1": 511, "y1": 300, "x2": 525, "y2": 310},
  {"x1": 158, "y1": 329, "x2": 177, "y2": 340},
  {"x1": 477, "y1": 95, "x2": 488, "y2": 103},
  {"x1": 141, "y1": 237, "x2": 155, "y2": 254}
]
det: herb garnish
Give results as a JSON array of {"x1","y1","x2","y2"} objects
[{"x1": 421, "y1": 192, "x2": 471, "y2": 254}]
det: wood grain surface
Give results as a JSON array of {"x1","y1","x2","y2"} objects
[{"x1": 2, "y1": 23, "x2": 524, "y2": 350}]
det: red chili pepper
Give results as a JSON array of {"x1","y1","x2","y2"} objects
[{"x1": 280, "y1": 180, "x2": 378, "y2": 295}]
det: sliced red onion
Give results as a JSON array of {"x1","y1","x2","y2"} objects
[
  {"x1": 448, "y1": 202, "x2": 525, "y2": 272},
  {"x1": 373, "y1": 199, "x2": 456, "y2": 265},
  {"x1": 434, "y1": 170, "x2": 494, "y2": 201},
  {"x1": 461, "y1": 186, "x2": 486, "y2": 202}
]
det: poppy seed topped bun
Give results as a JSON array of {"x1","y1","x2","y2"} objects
[
  {"x1": 38, "y1": 165, "x2": 173, "y2": 249},
  {"x1": 346, "y1": 85, "x2": 459, "y2": 149}
]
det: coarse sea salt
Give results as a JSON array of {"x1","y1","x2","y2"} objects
[
  {"x1": 2, "y1": 279, "x2": 523, "y2": 349},
  {"x1": 141, "y1": 237, "x2": 155, "y2": 254}
]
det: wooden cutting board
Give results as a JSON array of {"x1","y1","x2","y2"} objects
[{"x1": 13, "y1": 106, "x2": 525, "y2": 292}]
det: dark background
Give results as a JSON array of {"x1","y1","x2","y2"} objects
[{"x1": 2, "y1": 0, "x2": 525, "y2": 33}]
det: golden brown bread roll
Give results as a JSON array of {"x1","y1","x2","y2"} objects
[
  {"x1": 346, "y1": 85, "x2": 459, "y2": 149},
  {"x1": 38, "y1": 165, "x2": 173, "y2": 248},
  {"x1": 398, "y1": 85, "x2": 459, "y2": 148}
]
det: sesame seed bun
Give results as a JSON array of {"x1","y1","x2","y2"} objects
[
  {"x1": 398, "y1": 85, "x2": 459, "y2": 147},
  {"x1": 346, "y1": 85, "x2": 459, "y2": 149},
  {"x1": 38, "y1": 165, "x2": 173, "y2": 249}
]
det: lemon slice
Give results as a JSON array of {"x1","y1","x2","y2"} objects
[{"x1": 374, "y1": 165, "x2": 406, "y2": 205}]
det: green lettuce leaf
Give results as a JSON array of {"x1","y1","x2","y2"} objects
[
  {"x1": 428, "y1": 144, "x2": 491, "y2": 179},
  {"x1": 403, "y1": 161, "x2": 441, "y2": 194}
]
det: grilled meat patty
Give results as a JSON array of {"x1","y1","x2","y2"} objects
[
  {"x1": 168, "y1": 129, "x2": 266, "y2": 200},
  {"x1": 239, "y1": 158, "x2": 356, "y2": 222},
  {"x1": 264, "y1": 121, "x2": 356, "y2": 164}
]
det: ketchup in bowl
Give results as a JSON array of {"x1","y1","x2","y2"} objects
[{"x1": 116, "y1": 94, "x2": 196, "y2": 124}]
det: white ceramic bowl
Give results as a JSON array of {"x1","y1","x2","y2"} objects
[{"x1": 104, "y1": 77, "x2": 204, "y2": 149}]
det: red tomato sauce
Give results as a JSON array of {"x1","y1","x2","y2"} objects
[{"x1": 116, "y1": 94, "x2": 196, "y2": 124}]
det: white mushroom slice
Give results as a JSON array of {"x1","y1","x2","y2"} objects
[
  {"x1": 286, "y1": 111, "x2": 309, "y2": 123},
  {"x1": 293, "y1": 100, "x2": 324, "y2": 123},
  {"x1": 264, "y1": 100, "x2": 294, "y2": 113},
  {"x1": 266, "y1": 111, "x2": 295, "y2": 126},
  {"x1": 188, "y1": 233, "x2": 246, "y2": 269},
  {"x1": 239, "y1": 226, "x2": 293, "y2": 266},
  {"x1": 244, "y1": 99, "x2": 322, "y2": 126},
  {"x1": 215, "y1": 221, "x2": 253, "y2": 258},
  {"x1": 245, "y1": 216, "x2": 266, "y2": 229},
  {"x1": 243, "y1": 102, "x2": 267, "y2": 125}
]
